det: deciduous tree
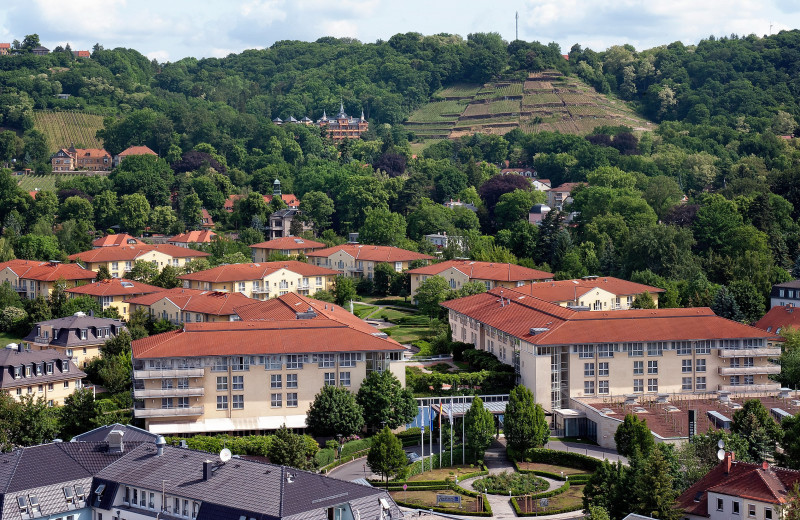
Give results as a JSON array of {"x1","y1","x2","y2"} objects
[
  {"x1": 464, "y1": 397, "x2": 495, "y2": 461},
  {"x1": 614, "y1": 414, "x2": 654, "y2": 457},
  {"x1": 367, "y1": 427, "x2": 407, "y2": 484},
  {"x1": 504, "y1": 385, "x2": 548, "y2": 454},
  {"x1": 356, "y1": 370, "x2": 417, "y2": 431},
  {"x1": 305, "y1": 385, "x2": 364, "y2": 437}
]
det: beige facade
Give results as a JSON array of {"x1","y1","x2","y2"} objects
[
  {"x1": 312, "y1": 250, "x2": 409, "y2": 279},
  {"x1": 6, "y1": 375, "x2": 84, "y2": 406},
  {"x1": 131, "y1": 298, "x2": 237, "y2": 324},
  {"x1": 85, "y1": 250, "x2": 192, "y2": 277},
  {"x1": 411, "y1": 269, "x2": 526, "y2": 296},
  {"x1": 181, "y1": 269, "x2": 335, "y2": 299},
  {"x1": 0, "y1": 351, "x2": 86, "y2": 406},
  {"x1": 0, "y1": 268, "x2": 91, "y2": 299}
]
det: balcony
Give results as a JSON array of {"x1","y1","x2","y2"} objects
[
  {"x1": 33, "y1": 336, "x2": 52, "y2": 344},
  {"x1": 251, "y1": 287, "x2": 270, "y2": 294},
  {"x1": 133, "y1": 387, "x2": 205, "y2": 398},
  {"x1": 133, "y1": 368, "x2": 204, "y2": 379},
  {"x1": 718, "y1": 383, "x2": 781, "y2": 393},
  {"x1": 718, "y1": 365, "x2": 781, "y2": 376},
  {"x1": 717, "y1": 348, "x2": 781, "y2": 358},
  {"x1": 134, "y1": 406, "x2": 204, "y2": 418}
]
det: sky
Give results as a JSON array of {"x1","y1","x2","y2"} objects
[{"x1": 1, "y1": 0, "x2": 799, "y2": 63}]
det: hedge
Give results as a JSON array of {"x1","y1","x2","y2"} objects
[
  {"x1": 513, "y1": 448, "x2": 602, "y2": 472},
  {"x1": 340, "y1": 438, "x2": 372, "y2": 457},
  {"x1": 511, "y1": 496, "x2": 583, "y2": 517},
  {"x1": 315, "y1": 448, "x2": 336, "y2": 467},
  {"x1": 393, "y1": 480, "x2": 494, "y2": 517},
  {"x1": 318, "y1": 448, "x2": 371, "y2": 473}
]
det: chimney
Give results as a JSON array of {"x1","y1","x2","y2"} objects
[
  {"x1": 725, "y1": 452, "x2": 735, "y2": 473},
  {"x1": 156, "y1": 435, "x2": 166, "y2": 456},
  {"x1": 107, "y1": 430, "x2": 124, "y2": 453},
  {"x1": 203, "y1": 460, "x2": 213, "y2": 480},
  {"x1": 762, "y1": 460, "x2": 769, "y2": 470}
]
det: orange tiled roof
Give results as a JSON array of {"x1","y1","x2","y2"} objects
[
  {"x1": 70, "y1": 243, "x2": 210, "y2": 263},
  {"x1": 168, "y1": 230, "x2": 217, "y2": 244},
  {"x1": 549, "y1": 182, "x2": 585, "y2": 192},
  {"x1": 91, "y1": 234, "x2": 140, "y2": 248},
  {"x1": 76, "y1": 148, "x2": 111, "y2": 158},
  {"x1": 441, "y1": 288, "x2": 778, "y2": 345},
  {"x1": 754, "y1": 305, "x2": 800, "y2": 334},
  {"x1": 177, "y1": 261, "x2": 338, "y2": 283},
  {"x1": 250, "y1": 236, "x2": 325, "y2": 251},
  {"x1": 223, "y1": 193, "x2": 300, "y2": 211},
  {"x1": 0, "y1": 260, "x2": 96, "y2": 281},
  {"x1": 306, "y1": 244, "x2": 433, "y2": 263},
  {"x1": 0, "y1": 44, "x2": 10, "y2": 49},
  {"x1": 515, "y1": 277, "x2": 664, "y2": 302},
  {"x1": 125, "y1": 288, "x2": 254, "y2": 316},
  {"x1": 74, "y1": 50, "x2": 90, "y2": 57},
  {"x1": 66, "y1": 278, "x2": 163, "y2": 297},
  {"x1": 118, "y1": 145, "x2": 157, "y2": 157},
  {"x1": 408, "y1": 260, "x2": 553, "y2": 282}
]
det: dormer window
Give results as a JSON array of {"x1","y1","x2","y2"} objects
[
  {"x1": 28, "y1": 495, "x2": 40, "y2": 514},
  {"x1": 46, "y1": 362, "x2": 53, "y2": 374},
  {"x1": 53, "y1": 329, "x2": 58, "y2": 340},
  {"x1": 63, "y1": 360, "x2": 70, "y2": 372},
  {"x1": 17, "y1": 496, "x2": 27, "y2": 512},
  {"x1": 24, "y1": 365, "x2": 31, "y2": 377},
  {"x1": 35, "y1": 364, "x2": 42, "y2": 376},
  {"x1": 64, "y1": 486, "x2": 74, "y2": 503},
  {"x1": 80, "y1": 329, "x2": 87, "y2": 340},
  {"x1": 13, "y1": 366, "x2": 21, "y2": 379},
  {"x1": 74, "y1": 485, "x2": 85, "y2": 500}
]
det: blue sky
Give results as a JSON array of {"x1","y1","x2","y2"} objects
[{"x1": 1, "y1": 0, "x2": 799, "y2": 62}]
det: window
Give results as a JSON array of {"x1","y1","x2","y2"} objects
[
  {"x1": 395, "y1": 261, "x2": 402, "y2": 272},
  {"x1": 287, "y1": 392, "x2": 298, "y2": 407},
  {"x1": 217, "y1": 395, "x2": 228, "y2": 410},
  {"x1": 316, "y1": 353, "x2": 335, "y2": 368},
  {"x1": 597, "y1": 344, "x2": 614, "y2": 358},
  {"x1": 733, "y1": 501, "x2": 740, "y2": 515},
  {"x1": 633, "y1": 361, "x2": 644, "y2": 375},
  {"x1": 340, "y1": 371, "x2": 351, "y2": 386},
  {"x1": 15, "y1": 388, "x2": 21, "y2": 395},
  {"x1": 696, "y1": 359, "x2": 706, "y2": 372},
  {"x1": 286, "y1": 374, "x2": 298, "y2": 388},
  {"x1": 64, "y1": 381, "x2": 69, "y2": 388},
  {"x1": 46, "y1": 362, "x2": 53, "y2": 374},
  {"x1": 682, "y1": 359, "x2": 692, "y2": 373},
  {"x1": 231, "y1": 356, "x2": 249, "y2": 371},
  {"x1": 340, "y1": 353, "x2": 361, "y2": 367},
  {"x1": 212, "y1": 358, "x2": 227, "y2": 371},
  {"x1": 748, "y1": 504, "x2": 756, "y2": 517},
  {"x1": 316, "y1": 276, "x2": 323, "y2": 286},
  {"x1": 232, "y1": 395, "x2": 244, "y2": 409},
  {"x1": 177, "y1": 378, "x2": 189, "y2": 389},
  {"x1": 633, "y1": 379, "x2": 643, "y2": 393},
  {"x1": 647, "y1": 378, "x2": 658, "y2": 392},
  {"x1": 286, "y1": 355, "x2": 305, "y2": 369},
  {"x1": 271, "y1": 374, "x2": 282, "y2": 389},
  {"x1": 675, "y1": 341, "x2": 692, "y2": 355},
  {"x1": 731, "y1": 375, "x2": 741, "y2": 386},
  {"x1": 696, "y1": 377, "x2": 707, "y2": 390},
  {"x1": 324, "y1": 372, "x2": 336, "y2": 386},
  {"x1": 647, "y1": 342, "x2": 665, "y2": 356},
  {"x1": 584, "y1": 362, "x2": 595, "y2": 377},
  {"x1": 648, "y1": 360, "x2": 658, "y2": 374},
  {"x1": 682, "y1": 377, "x2": 693, "y2": 390},
  {"x1": 744, "y1": 375, "x2": 754, "y2": 385},
  {"x1": 766, "y1": 507, "x2": 773, "y2": 519},
  {"x1": 598, "y1": 362, "x2": 609, "y2": 377},
  {"x1": 717, "y1": 498, "x2": 724, "y2": 511},
  {"x1": 584, "y1": 380, "x2": 595, "y2": 395},
  {"x1": 177, "y1": 397, "x2": 190, "y2": 408},
  {"x1": 598, "y1": 380, "x2": 609, "y2": 394},
  {"x1": 161, "y1": 398, "x2": 173, "y2": 409},
  {"x1": 696, "y1": 340, "x2": 712, "y2": 354},
  {"x1": 162, "y1": 379, "x2": 174, "y2": 389},
  {"x1": 216, "y1": 376, "x2": 228, "y2": 391},
  {"x1": 238, "y1": 282, "x2": 246, "y2": 293},
  {"x1": 48, "y1": 383, "x2": 53, "y2": 391},
  {"x1": 264, "y1": 355, "x2": 282, "y2": 370},
  {"x1": 271, "y1": 393, "x2": 282, "y2": 407},
  {"x1": 232, "y1": 375, "x2": 244, "y2": 390},
  {"x1": 80, "y1": 329, "x2": 87, "y2": 340},
  {"x1": 576, "y1": 345, "x2": 594, "y2": 358}
]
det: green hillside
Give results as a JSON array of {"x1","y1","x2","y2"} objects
[{"x1": 32, "y1": 110, "x2": 106, "y2": 152}]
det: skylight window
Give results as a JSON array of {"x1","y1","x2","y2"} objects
[{"x1": 64, "y1": 486, "x2": 74, "y2": 502}]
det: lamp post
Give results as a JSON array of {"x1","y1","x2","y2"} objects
[{"x1": 336, "y1": 434, "x2": 343, "y2": 460}]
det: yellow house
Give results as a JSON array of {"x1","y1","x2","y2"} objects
[
  {"x1": 21, "y1": 314, "x2": 127, "y2": 368},
  {"x1": 0, "y1": 260, "x2": 96, "y2": 299},
  {"x1": 69, "y1": 244, "x2": 210, "y2": 278},
  {"x1": 125, "y1": 288, "x2": 255, "y2": 324},
  {"x1": 66, "y1": 278, "x2": 163, "y2": 320},
  {"x1": 250, "y1": 236, "x2": 326, "y2": 260},
  {"x1": 0, "y1": 346, "x2": 86, "y2": 406},
  {"x1": 515, "y1": 276, "x2": 665, "y2": 310},
  {"x1": 177, "y1": 261, "x2": 338, "y2": 300},
  {"x1": 407, "y1": 260, "x2": 554, "y2": 299},
  {"x1": 307, "y1": 244, "x2": 433, "y2": 279}
]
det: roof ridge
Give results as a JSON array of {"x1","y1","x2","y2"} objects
[{"x1": 2, "y1": 449, "x2": 23, "y2": 493}]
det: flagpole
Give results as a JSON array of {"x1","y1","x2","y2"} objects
[
  {"x1": 429, "y1": 398, "x2": 433, "y2": 472},
  {"x1": 421, "y1": 404, "x2": 425, "y2": 470},
  {"x1": 438, "y1": 396, "x2": 442, "y2": 469},
  {"x1": 450, "y1": 396, "x2": 453, "y2": 467},
  {"x1": 462, "y1": 396, "x2": 465, "y2": 464}
]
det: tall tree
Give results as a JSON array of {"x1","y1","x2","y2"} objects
[
  {"x1": 356, "y1": 370, "x2": 417, "y2": 431},
  {"x1": 367, "y1": 427, "x2": 407, "y2": 484},
  {"x1": 504, "y1": 385, "x2": 548, "y2": 454},
  {"x1": 415, "y1": 276, "x2": 450, "y2": 318},
  {"x1": 731, "y1": 399, "x2": 782, "y2": 462},
  {"x1": 267, "y1": 425, "x2": 315, "y2": 470},
  {"x1": 59, "y1": 387, "x2": 98, "y2": 439},
  {"x1": 614, "y1": 414, "x2": 655, "y2": 458},
  {"x1": 464, "y1": 397, "x2": 495, "y2": 461},
  {"x1": 630, "y1": 449, "x2": 683, "y2": 520},
  {"x1": 305, "y1": 385, "x2": 364, "y2": 437},
  {"x1": 333, "y1": 275, "x2": 356, "y2": 307}
]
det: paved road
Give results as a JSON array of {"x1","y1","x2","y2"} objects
[
  {"x1": 544, "y1": 439, "x2": 628, "y2": 465},
  {"x1": 327, "y1": 444, "x2": 443, "y2": 481}
]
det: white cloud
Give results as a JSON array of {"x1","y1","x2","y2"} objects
[
  {"x1": 147, "y1": 50, "x2": 170, "y2": 63},
  {"x1": 240, "y1": 0, "x2": 287, "y2": 23}
]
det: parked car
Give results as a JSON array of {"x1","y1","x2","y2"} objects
[{"x1": 406, "y1": 452, "x2": 422, "y2": 464}]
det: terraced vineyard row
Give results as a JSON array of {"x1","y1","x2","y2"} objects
[{"x1": 33, "y1": 110, "x2": 105, "y2": 152}]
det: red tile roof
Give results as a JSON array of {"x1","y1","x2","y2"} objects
[
  {"x1": 66, "y1": 278, "x2": 163, "y2": 297},
  {"x1": 441, "y1": 288, "x2": 778, "y2": 345},
  {"x1": 223, "y1": 193, "x2": 300, "y2": 211},
  {"x1": 754, "y1": 306, "x2": 800, "y2": 334},
  {"x1": 250, "y1": 236, "x2": 325, "y2": 251},
  {"x1": 74, "y1": 50, "x2": 90, "y2": 58},
  {"x1": 117, "y1": 145, "x2": 157, "y2": 157},
  {"x1": 0, "y1": 44, "x2": 10, "y2": 49},
  {"x1": 76, "y1": 148, "x2": 111, "y2": 158},
  {"x1": 515, "y1": 277, "x2": 664, "y2": 303},
  {"x1": 306, "y1": 244, "x2": 433, "y2": 263},
  {"x1": 0, "y1": 260, "x2": 96, "y2": 282},
  {"x1": 407, "y1": 260, "x2": 553, "y2": 282},
  {"x1": 70, "y1": 243, "x2": 210, "y2": 263},
  {"x1": 168, "y1": 230, "x2": 217, "y2": 244},
  {"x1": 91, "y1": 234, "x2": 140, "y2": 248},
  {"x1": 177, "y1": 261, "x2": 338, "y2": 283},
  {"x1": 549, "y1": 182, "x2": 584, "y2": 192},
  {"x1": 125, "y1": 288, "x2": 254, "y2": 316}
]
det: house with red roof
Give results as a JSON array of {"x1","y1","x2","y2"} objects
[
  {"x1": 66, "y1": 278, "x2": 163, "y2": 320},
  {"x1": 112, "y1": 145, "x2": 158, "y2": 167},
  {"x1": 200, "y1": 208, "x2": 214, "y2": 229},
  {"x1": 72, "y1": 50, "x2": 90, "y2": 58},
  {"x1": 546, "y1": 182, "x2": 585, "y2": 209},
  {"x1": 125, "y1": 288, "x2": 255, "y2": 324},
  {"x1": 407, "y1": 260, "x2": 553, "y2": 299},
  {"x1": 50, "y1": 146, "x2": 112, "y2": 171},
  {"x1": 223, "y1": 193, "x2": 300, "y2": 212},
  {"x1": 307, "y1": 244, "x2": 433, "y2": 279},
  {"x1": 0, "y1": 260, "x2": 96, "y2": 299},
  {"x1": 131, "y1": 293, "x2": 405, "y2": 435},
  {"x1": 250, "y1": 236, "x2": 326, "y2": 260},
  {"x1": 91, "y1": 233, "x2": 141, "y2": 248},
  {"x1": 70, "y1": 243, "x2": 210, "y2": 278},
  {"x1": 167, "y1": 230, "x2": 217, "y2": 248},
  {"x1": 754, "y1": 305, "x2": 800, "y2": 337},
  {"x1": 516, "y1": 275, "x2": 665, "y2": 310},
  {"x1": 0, "y1": 43, "x2": 10, "y2": 56}
]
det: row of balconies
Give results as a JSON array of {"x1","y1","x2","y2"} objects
[
  {"x1": 717, "y1": 348, "x2": 781, "y2": 357},
  {"x1": 133, "y1": 368, "x2": 205, "y2": 379},
  {"x1": 718, "y1": 365, "x2": 781, "y2": 376},
  {"x1": 134, "y1": 406, "x2": 204, "y2": 418},
  {"x1": 718, "y1": 383, "x2": 782, "y2": 392},
  {"x1": 133, "y1": 387, "x2": 205, "y2": 398}
]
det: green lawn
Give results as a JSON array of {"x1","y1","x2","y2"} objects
[
  {"x1": 352, "y1": 304, "x2": 377, "y2": 318},
  {"x1": 0, "y1": 332, "x2": 22, "y2": 346},
  {"x1": 383, "y1": 325, "x2": 431, "y2": 344},
  {"x1": 375, "y1": 307, "x2": 416, "y2": 322}
]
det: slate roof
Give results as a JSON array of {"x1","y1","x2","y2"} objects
[
  {"x1": 407, "y1": 260, "x2": 553, "y2": 282},
  {"x1": 22, "y1": 315, "x2": 126, "y2": 348},
  {"x1": 0, "y1": 349, "x2": 86, "y2": 390},
  {"x1": 306, "y1": 244, "x2": 433, "y2": 263},
  {"x1": 178, "y1": 261, "x2": 338, "y2": 283},
  {"x1": 73, "y1": 423, "x2": 159, "y2": 444}
]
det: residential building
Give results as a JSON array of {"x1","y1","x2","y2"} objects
[
  {"x1": 92, "y1": 233, "x2": 141, "y2": 248},
  {"x1": 0, "y1": 259, "x2": 96, "y2": 299},
  {"x1": 315, "y1": 103, "x2": 369, "y2": 139},
  {"x1": 546, "y1": 182, "x2": 585, "y2": 209},
  {"x1": 223, "y1": 182, "x2": 300, "y2": 212},
  {"x1": 423, "y1": 233, "x2": 467, "y2": 256},
  {"x1": 50, "y1": 146, "x2": 112, "y2": 171},
  {"x1": 250, "y1": 236, "x2": 326, "y2": 260},
  {"x1": 178, "y1": 261, "x2": 338, "y2": 299},
  {"x1": 515, "y1": 275, "x2": 666, "y2": 310},
  {"x1": 31, "y1": 45, "x2": 49, "y2": 55},
  {"x1": 66, "y1": 278, "x2": 163, "y2": 320},
  {"x1": 531, "y1": 178, "x2": 551, "y2": 192},
  {"x1": 22, "y1": 314, "x2": 127, "y2": 368},
  {"x1": 408, "y1": 260, "x2": 553, "y2": 298},
  {"x1": 442, "y1": 287, "x2": 780, "y2": 414},
  {"x1": 50, "y1": 148, "x2": 75, "y2": 171},
  {"x1": 0, "y1": 431, "x2": 401, "y2": 520},
  {"x1": 443, "y1": 199, "x2": 478, "y2": 212},
  {"x1": 112, "y1": 144, "x2": 158, "y2": 167},
  {"x1": 0, "y1": 346, "x2": 86, "y2": 405},
  {"x1": 69, "y1": 243, "x2": 210, "y2": 277},
  {"x1": 125, "y1": 288, "x2": 255, "y2": 324},
  {"x1": 501, "y1": 167, "x2": 535, "y2": 178},
  {"x1": 200, "y1": 208, "x2": 214, "y2": 229},
  {"x1": 307, "y1": 244, "x2": 433, "y2": 279},
  {"x1": 132, "y1": 293, "x2": 405, "y2": 434},
  {"x1": 168, "y1": 230, "x2": 217, "y2": 248},
  {"x1": 0, "y1": 43, "x2": 9, "y2": 55},
  {"x1": 770, "y1": 280, "x2": 800, "y2": 308},
  {"x1": 754, "y1": 305, "x2": 800, "y2": 336},
  {"x1": 72, "y1": 50, "x2": 91, "y2": 58},
  {"x1": 528, "y1": 203, "x2": 552, "y2": 225},
  {"x1": 269, "y1": 208, "x2": 310, "y2": 239},
  {"x1": 677, "y1": 453, "x2": 798, "y2": 520}
]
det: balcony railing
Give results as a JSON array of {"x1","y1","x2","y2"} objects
[
  {"x1": 718, "y1": 383, "x2": 781, "y2": 393},
  {"x1": 33, "y1": 336, "x2": 51, "y2": 344},
  {"x1": 251, "y1": 287, "x2": 270, "y2": 294},
  {"x1": 133, "y1": 368, "x2": 204, "y2": 379},
  {"x1": 718, "y1": 365, "x2": 781, "y2": 376},
  {"x1": 134, "y1": 406, "x2": 204, "y2": 418},
  {"x1": 133, "y1": 387, "x2": 205, "y2": 398},
  {"x1": 717, "y1": 348, "x2": 781, "y2": 358}
]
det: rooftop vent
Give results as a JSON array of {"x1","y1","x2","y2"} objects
[
  {"x1": 296, "y1": 307, "x2": 317, "y2": 320},
  {"x1": 106, "y1": 430, "x2": 124, "y2": 453},
  {"x1": 73, "y1": 311, "x2": 86, "y2": 317},
  {"x1": 156, "y1": 435, "x2": 166, "y2": 456},
  {"x1": 529, "y1": 327, "x2": 549, "y2": 335}
]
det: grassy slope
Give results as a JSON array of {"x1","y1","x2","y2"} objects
[{"x1": 33, "y1": 110, "x2": 105, "y2": 152}]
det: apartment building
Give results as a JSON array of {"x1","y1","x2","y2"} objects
[
  {"x1": 0, "y1": 259, "x2": 96, "y2": 299},
  {"x1": 408, "y1": 260, "x2": 554, "y2": 298},
  {"x1": 125, "y1": 288, "x2": 255, "y2": 324},
  {"x1": 307, "y1": 244, "x2": 433, "y2": 279},
  {"x1": 546, "y1": 182, "x2": 584, "y2": 209},
  {"x1": 442, "y1": 287, "x2": 780, "y2": 412},
  {"x1": 178, "y1": 261, "x2": 338, "y2": 299},
  {"x1": 168, "y1": 230, "x2": 217, "y2": 248},
  {"x1": 0, "y1": 346, "x2": 86, "y2": 405},
  {"x1": 0, "y1": 429, "x2": 400, "y2": 520},
  {"x1": 70, "y1": 243, "x2": 210, "y2": 277},
  {"x1": 132, "y1": 294, "x2": 406, "y2": 435},
  {"x1": 22, "y1": 313, "x2": 127, "y2": 368},
  {"x1": 515, "y1": 275, "x2": 665, "y2": 310},
  {"x1": 769, "y1": 280, "x2": 800, "y2": 308},
  {"x1": 66, "y1": 278, "x2": 163, "y2": 320},
  {"x1": 250, "y1": 236, "x2": 326, "y2": 260}
]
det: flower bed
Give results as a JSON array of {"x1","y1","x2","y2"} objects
[{"x1": 471, "y1": 471, "x2": 548, "y2": 496}]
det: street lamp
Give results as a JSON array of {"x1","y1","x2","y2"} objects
[{"x1": 336, "y1": 434, "x2": 343, "y2": 460}]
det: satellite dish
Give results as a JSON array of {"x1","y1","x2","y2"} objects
[
  {"x1": 717, "y1": 449, "x2": 725, "y2": 461},
  {"x1": 717, "y1": 439, "x2": 725, "y2": 449},
  {"x1": 219, "y1": 448, "x2": 232, "y2": 463}
]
